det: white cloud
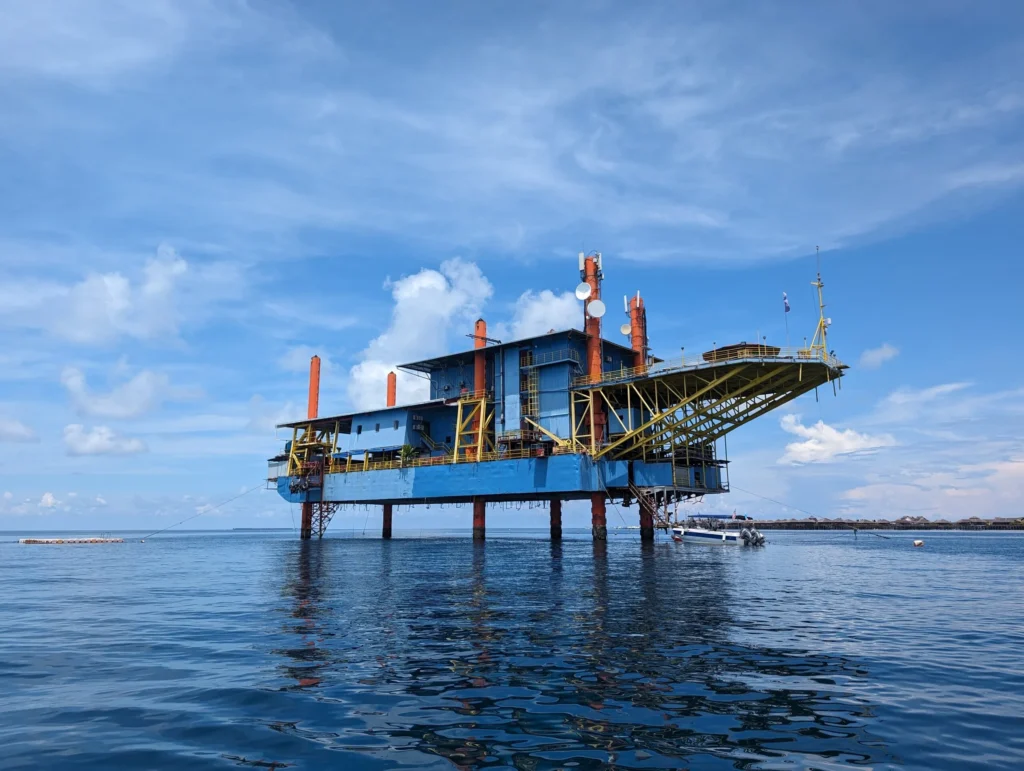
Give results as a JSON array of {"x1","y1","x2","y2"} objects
[
  {"x1": 38, "y1": 492, "x2": 59, "y2": 508},
  {"x1": 778, "y1": 414, "x2": 895, "y2": 464},
  {"x1": 0, "y1": 417, "x2": 38, "y2": 442},
  {"x1": 95, "y1": 496, "x2": 107, "y2": 505},
  {"x1": 278, "y1": 345, "x2": 333, "y2": 373},
  {"x1": 859, "y1": 343, "x2": 899, "y2": 369},
  {"x1": 871, "y1": 382, "x2": 971, "y2": 424},
  {"x1": 61, "y1": 366, "x2": 192, "y2": 419},
  {"x1": 348, "y1": 259, "x2": 493, "y2": 410},
  {"x1": 3, "y1": 246, "x2": 190, "y2": 345},
  {"x1": 3, "y1": 491, "x2": 12, "y2": 500},
  {"x1": 842, "y1": 458, "x2": 1024, "y2": 520},
  {"x1": 503, "y1": 289, "x2": 582, "y2": 340},
  {"x1": 64, "y1": 424, "x2": 147, "y2": 456}
]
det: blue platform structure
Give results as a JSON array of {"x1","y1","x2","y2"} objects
[{"x1": 270, "y1": 254, "x2": 846, "y2": 540}]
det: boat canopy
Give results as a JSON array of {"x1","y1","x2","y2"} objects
[{"x1": 690, "y1": 513, "x2": 754, "y2": 521}]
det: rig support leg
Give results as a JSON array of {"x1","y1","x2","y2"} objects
[
  {"x1": 382, "y1": 504, "x2": 393, "y2": 540},
  {"x1": 550, "y1": 499, "x2": 562, "y2": 541},
  {"x1": 639, "y1": 496, "x2": 655, "y2": 542},
  {"x1": 300, "y1": 502, "x2": 313, "y2": 540},
  {"x1": 591, "y1": 493, "x2": 607, "y2": 541},
  {"x1": 473, "y1": 497, "x2": 486, "y2": 541}
]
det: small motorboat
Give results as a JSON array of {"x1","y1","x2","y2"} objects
[{"x1": 672, "y1": 513, "x2": 765, "y2": 546}]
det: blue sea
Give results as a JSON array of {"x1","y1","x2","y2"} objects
[{"x1": 1, "y1": 529, "x2": 1022, "y2": 770}]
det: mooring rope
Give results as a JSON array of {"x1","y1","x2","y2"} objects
[{"x1": 138, "y1": 482, "x2": 266, "y2": 540}]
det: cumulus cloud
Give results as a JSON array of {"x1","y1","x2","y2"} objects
[
  {"x1": 501, "y1": 289, "x2": 582, "y2": 340},
  {"x1": 859, "y1": 343, "x2": 899, "y2": 369},
  {"x1": 64, "y1": 424, "x2": 147, "y2": 456},
  {"x1": 38, "y1": 492, "x2": 59, "y2": 508},
  {"x1": 0, "y1": 417, "x2": 38, "y2": 442},
  {"x1": 61, "y1": 366, "x2": 192, "y2": 419},
  {"x1": 52, "y1": 245, "x2": 187, "y2": 344},
  {"x1": 1, "y1": 245, "x2": 190, "y2": 345},
  {"x1": 779, "y1": 414, "x2": 895, "y2": 464},
  {"x1": 348, "y1": 259, "x2": 493, "y2": 410}
]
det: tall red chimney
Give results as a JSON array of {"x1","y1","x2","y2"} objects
[
  {"x1": 307, "y1": 355, "x2": 321, "y2": 420},
  {"x1": 386, "y1": 371, "x2": 397, "y2": 407}
]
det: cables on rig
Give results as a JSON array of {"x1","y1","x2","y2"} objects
[{"x1": 139, "y1": 482, "x2": 266, "y2": 541}]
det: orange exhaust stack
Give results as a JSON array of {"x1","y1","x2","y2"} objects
[
  {"x1": 307, "y1": 355, "x2": 321, "y2": 419},
  {"x1": 386, "y1": 371, "x2": 397, "y2": 407},
  {"x1": 629, "y1": 293, "x2": 647, "y2": 370},
  {"x1": 473, "y1": 318, "x2": 487, "y2": 392}
]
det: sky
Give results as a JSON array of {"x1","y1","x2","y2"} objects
[{"x1": 1, "y1": 0, "x2": 1023, "y2": 531}]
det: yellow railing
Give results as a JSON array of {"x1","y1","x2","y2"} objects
[
  {"x1": 522, "y1": 348, "x2": 582, "y2": 367},
  {"x1": 326, "y1": 444, "x2": 576, "y2": 474},
  {"x1": 456, "y1": 389, "x2": 493, "y2": 402},
  {"x1": 572, "y1": 347, "x2": 844, "y2": 387}
]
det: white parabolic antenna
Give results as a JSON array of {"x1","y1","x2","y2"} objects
[
  {"x1": 574, "y1": 282, "x2": 592, "y2": 301},
  {"x1": 587, "y1": 299, "x2": 606, "y2": 318},
  {"x1": 620, "y1": 323, "x2": 631, "y2": 336}
]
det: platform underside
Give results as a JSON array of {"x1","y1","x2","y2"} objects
[{"x1": 275, "y1": 454, "x2": 726, "y2": 506}]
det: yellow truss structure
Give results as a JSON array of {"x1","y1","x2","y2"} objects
[
  {"x1": 452, "y1": 391, "x2": 495, "y2": 463},
  {"x1": 571, "y1": 356, "x2": 843, "y2": 461},
  {"x1": 286, "y1": 421, "x2": 339, "y2": 477}
]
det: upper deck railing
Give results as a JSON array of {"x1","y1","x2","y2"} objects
[{"x1": 572, "y1": 347, "x2": 845, "y2": 388}]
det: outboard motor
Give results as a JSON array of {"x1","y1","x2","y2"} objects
[{"x1": 740, "y1": 527, "x2": 752, "y2": 544}]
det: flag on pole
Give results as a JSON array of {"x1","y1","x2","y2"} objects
[{"x1": 783, "y1": 291, "x2": 790, "y2": 313}]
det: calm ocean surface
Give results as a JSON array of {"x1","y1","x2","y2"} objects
[{"x1": 1, "y1": 529, "x2": 1022, "y2": 770}]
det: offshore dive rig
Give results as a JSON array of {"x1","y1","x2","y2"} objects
[{"x1": 269, "y1": 253, "x2": 845, "y2": 540}]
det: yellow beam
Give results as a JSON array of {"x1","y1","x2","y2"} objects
[
  {"x1": 523, "y1": 417, "x2": 569, "y2": 447},
  {"x1": 594, "y1": 365, "x2": 745, "y2": 459}
]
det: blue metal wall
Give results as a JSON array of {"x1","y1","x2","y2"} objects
[
  {"x1": 277, "y1": 456, "x2": 725, "y2": 504},
  {"x1": 339, "y1": 407, "x2": 411, "y2": 454}
]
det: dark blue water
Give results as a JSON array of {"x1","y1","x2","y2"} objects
[{"x1": 1, "y1": 530, "x2": 1022, "y2": 770}]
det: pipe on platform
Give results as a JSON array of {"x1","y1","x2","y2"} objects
[
  {"x1": 307, "y1": 355, "x2": 321, "y2": 420},
  {"x1": 473, "y1": 497, "x2": 486, "y2": 540},
  {"x1": 300, "y1": 502, "x2": 313, "y2": 540},
  {"x1": 386, "y1": 371, "x2": 397, "y2": 408},
  {"x1": 383, "y1": 503, "x2": 393, "y2": 539},
  {"x1": 639, "y1": 495, "x2": 655, "y2": 541},
  {"x1": 550, "y1": 499, "x2": 562, "y2": 541},
  {"x1": 591, "y1": 492, "x2": 607, "y2": 541},
  {"x1": 629, "y1": 293, "x2": 647, "y2": 371}
]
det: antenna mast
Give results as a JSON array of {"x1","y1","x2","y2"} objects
[{"x1": 809, "y1": 245, "x2": 830, "y2": 358}]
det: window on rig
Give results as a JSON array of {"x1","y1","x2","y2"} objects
[
  {"x1": 375, "y1": 423, "x2": 380, "y2": 432},
  {"x1": 393, "y1": 420, "x2": 399, "y2": 430},
  {"x1": 356, "y1": 425, "x2": 362, "y2": 435}
]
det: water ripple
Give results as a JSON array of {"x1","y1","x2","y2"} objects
[{"x1": 1, "y1": 531, "x2": 1022, "y2": 769}]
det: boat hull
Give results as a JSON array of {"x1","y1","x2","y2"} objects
[{"x1": 672, "y1": 527, "x2": 741, "y2": 545}]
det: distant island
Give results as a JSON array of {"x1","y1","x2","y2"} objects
[{"x1": 744, "y1": 516, "x2": 1024, "y2": 531}]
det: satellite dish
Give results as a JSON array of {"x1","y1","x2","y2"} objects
[
  {"x1": 825, "y1": 317, "x2": 833, "y2": 327},
  {"x1": 620, "y1": 323, "x2": 631, "y2": 336},
  {"x1": 575, "y1": 282, "x2": 592, "y2": 301},
  {"x1": 587, "y1": 299, "x2": 606, "y2": 318}
]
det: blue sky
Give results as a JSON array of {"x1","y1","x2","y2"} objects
[{"x1": 2, "y1": 1, "x2": 1022, "y2": 530}]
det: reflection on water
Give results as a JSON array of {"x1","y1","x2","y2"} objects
[{"x1": 273, "y1": 537, "x2": 890, "y2": 769}]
